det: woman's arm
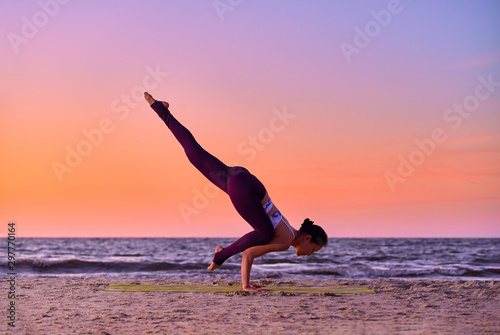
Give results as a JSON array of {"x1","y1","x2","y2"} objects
[{"x1": 241, "y1": 243, "x2": 289, "y2": 291}]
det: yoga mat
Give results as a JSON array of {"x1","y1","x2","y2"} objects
[{"x1": 105, "y1": 284, "x2": 376, "y2": 294}]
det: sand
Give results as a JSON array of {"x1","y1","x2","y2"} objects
[{"x1": 3, "y1": 277, "x2": 499, "y2": 334}]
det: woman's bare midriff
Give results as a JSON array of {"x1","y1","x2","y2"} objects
[
  {"x1": 261, "y1": 192, "x2": 294, "y2": 241},
  {"x1": 260, "y1": 191, "x2": 277, "y2": 217}
]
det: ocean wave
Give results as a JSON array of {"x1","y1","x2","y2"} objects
[
  {"x1": 3, "y1": 238, "x2": 499, "y2": 280},
  {"x1": 2, "y1": 258, "x2": 500, "y2": 279},
  {"x1": 285, "y1": 265, "x2": 500, "y2": 279},
  {"x1": 8, "y1": 258, "x2": 206, "y2": 274},
  {"x1": 472, "y1": 257, "x2": 500, "y2": 264}
]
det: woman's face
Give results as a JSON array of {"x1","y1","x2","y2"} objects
[{"x1": 295, "y1": 236, "x2": 322, "y2": 256}]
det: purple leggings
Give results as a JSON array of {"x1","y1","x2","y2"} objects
[{"x1": 150, "y1": 101, "x2": 275, "y2": 265}]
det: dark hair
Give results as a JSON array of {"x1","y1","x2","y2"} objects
[{"x1": 299, "y1": 218, "x2": 328, "y2": 247}]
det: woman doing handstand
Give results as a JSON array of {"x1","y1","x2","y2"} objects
[{"x1": 144, "y1": 92, "x2": 328, "y2": 292}]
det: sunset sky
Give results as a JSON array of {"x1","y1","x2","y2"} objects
[{"x1": 1, "y1": 0, "x2": 499, "y2": 238}]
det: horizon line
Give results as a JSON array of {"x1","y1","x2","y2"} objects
[{"x1": 15, "y1": 236, "x2": 500, "y2": 239}]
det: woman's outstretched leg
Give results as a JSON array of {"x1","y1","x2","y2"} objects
[
  {"x1": 145, "y1": 93, "x2": 275, "y2": 271},
  {"x1": 144, "y1": 92, "x2": 230, "y2": 192}
]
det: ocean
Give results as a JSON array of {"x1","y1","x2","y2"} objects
[{"x1": 2, "y1": 238, "x2": 499, "y2": 280}]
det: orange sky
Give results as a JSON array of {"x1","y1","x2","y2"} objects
[{"x1": 1, "y1": 1, "x2": 499, "y2": 237}]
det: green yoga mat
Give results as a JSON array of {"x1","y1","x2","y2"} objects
[{"x1": 105, "y1": 284, "x2": 375, "y2": 294}]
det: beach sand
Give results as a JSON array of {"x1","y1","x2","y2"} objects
[{"x1": 4, "y1": 277, "x2": 499, "y2": 334}]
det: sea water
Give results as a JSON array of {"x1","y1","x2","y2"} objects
[{"x1": 1, "y1": 238, "x2": 499, "y2": 280}]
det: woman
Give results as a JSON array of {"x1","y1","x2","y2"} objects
[{"x1": 144, "y1": 92, "x2": 328, "y2": 292}]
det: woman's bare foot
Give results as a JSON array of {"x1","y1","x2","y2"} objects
[
  {"x1": 207, "y1": 246, "x2": 223, "y2": 271},
  {"x1": 144, "y1": 92, "x2": 169, "y2": 108}
]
